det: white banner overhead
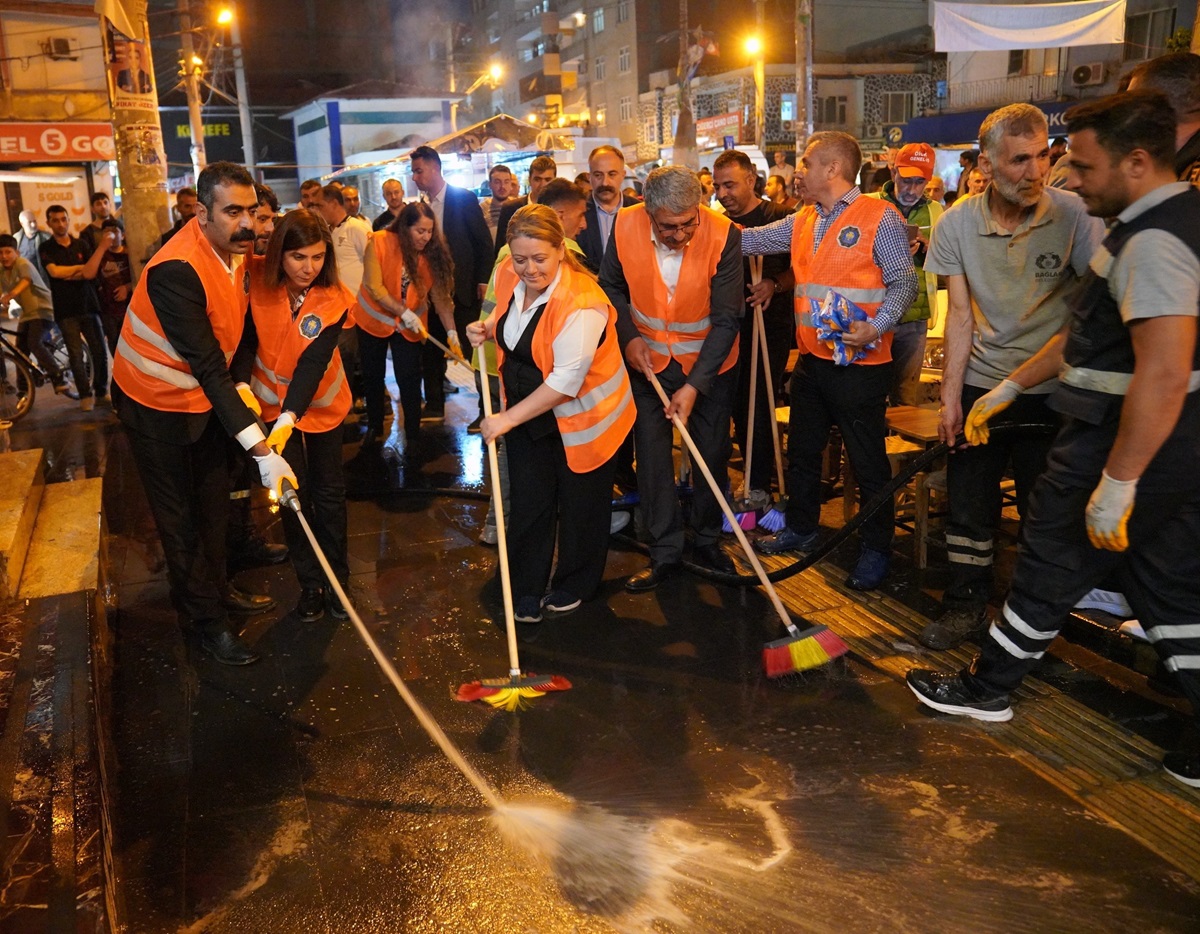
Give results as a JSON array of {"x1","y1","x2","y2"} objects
[{"x1": 931, "y1": 0, "x2": 1126, "y2": 52}]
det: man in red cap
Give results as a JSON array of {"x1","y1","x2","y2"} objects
[{"x1": 867, "y1": 142, "x2": 943, "y2": 404}]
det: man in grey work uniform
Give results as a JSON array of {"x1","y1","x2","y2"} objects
[
  {"x1": 920, "y1": 103, "x2": 1104, "y2": 650},
  {"x1": 908, "y1": 89, "x2": 1200, "y2": 789}
]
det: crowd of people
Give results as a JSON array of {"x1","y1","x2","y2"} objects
[{"x1": 5, "y1": 50, "x2": 1198, "y2": 787}]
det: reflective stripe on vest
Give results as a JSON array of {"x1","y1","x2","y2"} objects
[
  {"x1": 794, "y1": 282, "x2": 888, "y2": 305},
  {"x1": 559, "y1": 384, "x2": 633, "y2": 448},
  {"x1": 630, "y1": 306, "x2": 712, "y2": 334},
  {"x1": 1060, "y1": 363, "x2": 1200, "y2": 395},
  {"x1": 555, "y1": 366, "x2": 626, "y2": 418},
  {"x1": 355, "y1": 296, "x2": 397, "y2": 332},
  {"x1": 114, "y1": 334, "x2": 201, "y2": 391},
  {"x1": 126, "y1": 307, "x2": 187, "y2": 363}
]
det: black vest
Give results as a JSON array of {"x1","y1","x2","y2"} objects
[
  {"x1": 496, "y1": 299, "x2": 558, "y2": 439},
  {"x1": 1051, "y1": 186, "x2": 1200, "y2": 427}
]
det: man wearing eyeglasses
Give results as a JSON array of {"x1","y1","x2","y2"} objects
[
  {"x1": 600, "y1": 165, "x2": 745, "y2": 592},
  {"x1": 743, "y1": 131, "x2": 918, "y2": 592}
]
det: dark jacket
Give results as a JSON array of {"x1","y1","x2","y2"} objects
[
  {"x1": 577, "y1": 193, "x2": 640, "y2": 272},
  {"x1": 439, "y1": 184, "x2": 493, "y2": 312},
  {"x1": 493, "y1": 196, "x2": 529, "y2": 259}
]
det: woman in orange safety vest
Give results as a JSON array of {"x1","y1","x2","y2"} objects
[
  {"x1": 231, "y1": 210, "x2": 354, "y2": 624},
  {"x1": 357, "y1": 201, "x2": 458, "y2": 462},
  {"x1": 466, "y1": 204, "x2": 635, "y2": 625}
]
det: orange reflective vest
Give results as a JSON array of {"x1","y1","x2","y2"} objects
[
  {"x1": 791, "y1": 196, "x2": 896, "y2": 365},
  {"x1": 356, "y1": 231, "x2": 432, "y2": 341},
  {"x1": 247, "y1": 257, "x2": 353, "y2": 433},
  {"x1": 613, "y1": 204, "x2": 738, "y2": 376},
  {"x1": 492, "y1": 258, "x2": 635, "y2": 473},
  {"x1": 112, "y1": 218, "x2": 248, "y2": 412}
]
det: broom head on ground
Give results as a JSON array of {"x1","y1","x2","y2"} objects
[
  {"x1": 455, "y1": 673, "x2": 573, "y2": 711},
  {"x1": 763, "y1": 623, "x2": 850, "y2": 677}
]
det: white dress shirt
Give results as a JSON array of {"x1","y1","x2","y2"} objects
[
  {"x1": 649, "y1": 227, "x2": 687, "y2": 300},
  {"x1": 423, "y1": 183, "x2": 447, "y2": 231},
  {"x1": 502, "y1": 265, "x2": 606, "y2": 398}
]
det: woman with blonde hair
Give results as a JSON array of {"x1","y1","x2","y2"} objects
[
  {"x1": 357, "y1": 201, "x2": 458, "y2": 460},
  {"x1": 466, "y1": 203, "x2": 635, "y2": 624},
  {"x1": 232, "y1": 210, "x2": 354, "y2": 622}
]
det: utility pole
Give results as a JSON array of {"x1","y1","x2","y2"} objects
[
  {"x1": 101, "y1": 0, "x2": 169, "y2": 275},
  {"x1": 224, "y1": 4, "x2": 257, "y2": 178},
  {"x1": 794, "y1": 0, "x2": 813, "y2": 156},
  {"x1": 673, "y1": 0, "x2": 697, "y2": 168},
  {"x1": 178, "y1": 0, "x2": 206, "y2": 176},
  {"x1": 752, "y1": 2, "x2": 766, "y2": 154}
]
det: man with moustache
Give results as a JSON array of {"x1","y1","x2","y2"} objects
[
  {"x1": 578, "y1": 145, "x2": 639, "y2": 272},
  {"x1": 111, "y1": 161, "x2": 297, "y2": 666},
  {"x1": 712, "y1": 149, "x2": 794, "y2": 499},
  {"x1": 917, "y1": 103, "x2": 1104, "y2": 651}
]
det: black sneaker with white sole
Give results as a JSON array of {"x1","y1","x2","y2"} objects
[
  {"x1": 514, "y1": 596, "x2": 543, "y2": 624},
  {"x1": 541, "y1": 590, "x2": 581, "y2": 616},
  {"x1": 906, "y1": 668, "x2": 1013, "y2": 722}
]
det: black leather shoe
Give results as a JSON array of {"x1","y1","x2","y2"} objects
[
  {"x1": 199, "y1": 628, "x2": 260, "y2": 666},
  {"x1": 692, "y1": 544, "x2": 735, "y2": 575},
  {"x1": 296, "y1": 587, "x2": 325, "y2": 622},
  {"x1": 230, "y1": 536, "x2": 288, "y2": 567},
  {"x1": 224, "y1": 584, "x2": 278, "y2": 615},
  {"x1": 624, "y1": 561, "x2": 680, "y2": 594}
]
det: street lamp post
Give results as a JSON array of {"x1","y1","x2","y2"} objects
[
  {"x1": 746, "y1": 31, "x2": 765, "y2": 155},
  {"x1": 451, "y1": 63, "x2": 503, "y2": 132},
  {"x1": 218, "y1": 4, "x2": 257, "y2": 178},
  {"x1": 178, "y1": 0, "x2": 206, "y2": 176}
]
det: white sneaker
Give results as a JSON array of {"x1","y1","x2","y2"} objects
[
  {"x1": 1118, "y1": 619, "x2": 1149, "y2": 642},
  {"x1": 1074, "y1": 588, "x2": 1132, "y2": 618}
]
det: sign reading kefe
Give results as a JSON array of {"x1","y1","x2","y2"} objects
[{"x1": 0, "y1": 123, "x2": 117, "y2": 163}]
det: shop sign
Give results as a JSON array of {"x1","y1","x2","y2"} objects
[
  {"x1": 0, "y1": 123, "x2": 116, "y2": 163},
  {"x1": 696, "y1": 113, "x2": 742, "y2": 147}
]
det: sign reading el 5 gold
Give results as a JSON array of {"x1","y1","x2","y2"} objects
[{"x1": 0, "y1": 123, "x2": 117, "y2": 163}]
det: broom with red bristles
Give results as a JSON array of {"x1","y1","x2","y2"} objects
[
  {"x1": 646, "y1": 371, "x2": 847, "y2": 676},
  {"x1": 454, "y1": 338, "x2": 571, "y2": 710}
]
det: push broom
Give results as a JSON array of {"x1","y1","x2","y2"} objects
[
  {"x1": 453, "y1": 342, "x2": 571, "y2": 710},
  {"x1": 647, "y1": 370, "x2": 847, "y2": 676}
]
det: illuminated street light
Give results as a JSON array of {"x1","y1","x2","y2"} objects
[
  {"x1": 452, "y1": 63, "x2": 504, "y2": 131},
  {"x1": 744, "y1": 36, "x2": 762, "y2": 56},
  {"x1": 216, "y1": 8, "x2": 233, "y2": 26},
  {"x1": 527, "y1": 112, "x2": 539, "y2": 124}
]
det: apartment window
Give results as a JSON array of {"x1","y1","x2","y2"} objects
[
  {"x1": 593, "y1": 7, "x2": 605, "y2": 33},
  {"x1": 618, "y1": 46, "x2": 631, "y2": 74},
  {"x1": 816, "y1": 95, "x2": 847, "y2": 126},
  {"x1": 780, "y1": 92, "x2": 796, "y2": 123},
  {"x1": 617, "y1": 0, "x2": 630, "y2": 23},
  {"x1": 620, "y1": 95, "x2": 634, "y2": 123},
  {"x1": 487, "y1": 28, "x2": 501, "y2": 44},
  {"x1": 595, "y1": 56, "x2": 606, "y2": 80},
  {"x1": 644, "y1": 117, "x2": 657, "y2": 143},
  {"x1": 596, "y1": 104, "x2": 607, "y2": 126},
  {"x1": 880, "y1": 91, "x2": 915, "y2": 124},
  {"x1": 577, "y1": 59, "x2": 588, "y2": 76},
  {"x1": 1125, "y1": 8, "x2": 1175, "y2": 61},
  {"x1": 519, "y1": 48, "x2": 534, "y2": 63}
]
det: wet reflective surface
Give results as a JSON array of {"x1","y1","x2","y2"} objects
[{"x1": 5, "y1": 388, "x2": 1200, "y2": 931}]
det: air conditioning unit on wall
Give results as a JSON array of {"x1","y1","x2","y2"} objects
[
  {"x1": 1072, "y1": 63, "x2": 1105, "y2": 87},
  {"x1": 864, "y1": 124, "x2": 883, "y2": 139},
  {"x1": 45, "y1": 36, "x2": 81, "y2": 61}
]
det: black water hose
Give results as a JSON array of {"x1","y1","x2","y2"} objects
[{"x1": 366, "y1": 422, "x2": 1058, "y2": 589}]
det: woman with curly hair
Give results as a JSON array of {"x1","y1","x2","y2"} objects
[
  {"x1": 357, "y1": 201, "x2": 458, "y2": 461},
  {"x1": 231, "y1": 209, "x2": 355, "y2": 622}
]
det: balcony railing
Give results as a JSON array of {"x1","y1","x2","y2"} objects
[{"x1": 948, "y1": 72, "x2": 1061, "y2": 110}]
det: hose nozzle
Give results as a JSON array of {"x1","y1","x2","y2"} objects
[{"x1": 280, "y1": 478, "x2": 301, "y2": 513}]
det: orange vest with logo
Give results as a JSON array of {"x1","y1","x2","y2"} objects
[
  {"x1": 492, "y1": 258, "x2": 635, "y2": 473},
  {"x1": 356, "y1": 231, "x2": 432, "y2": 341},
  {"x1": 613, "y1": 204, "x2": 738, "y2": 376},
  {"x1": 112, "y1": 218, "x2": 248, "y2": 412},
  {"x1": 791, "y1": 196, "x2": 895, "y2": 365},
  {"x1": 247, "y1": 257, "x2": 353, "y2": 433}
]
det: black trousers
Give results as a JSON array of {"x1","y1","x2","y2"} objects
[
  {"x1": 785, "y1": 354, "x2": 894, "y2": 552},
  {"x1": 279, "y1": 425, "x2": 349, "y2": 592},
  {"x1": 16, "y1": 319, "x2": 64, "y2": 383},
  {"x1": 59, "y1": 312, "x2": 108, "y2": 398},
  {"x1": 968, "y1": 460, "x2": 1200, "y2": 722},
  {"x1": 124, "y1": 416, "x2": 230, "y2": 634},
  {"x1": 631, "y1": 359, "x2": 736, "y2": 564},
  {"x1": 359, "y1": 326, "x2": 423, "y2": 441},
  {"x1": 732, "y1": 307, "x2": 791, "y2": 492},
  {"x1": 944, "y1": 385, "x2": 1057, "y2": 606}
]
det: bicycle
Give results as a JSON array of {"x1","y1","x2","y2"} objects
[{"x1": 0, "y1": 320, "x2": 93, "y2": 423}]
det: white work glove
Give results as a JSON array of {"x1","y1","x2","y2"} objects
[
  {"x1": 964, "y1": 379, "x2": 1023, "y2": 446},
  {"x1": 267, "y1": 411, "x2": 295, "y2": 455},
  {"x1": 446, "y1": 330, "x2": 463, "y2": 360},
  {"x1": 253, "y1": 450, "x2": 298, "y2": 499},
  {"x1": 1086, "y1": 471, "x2": 1137, "y2": 552},
  {"x1": 400, "y1": 309, "x2": 422, "y2": 333},
  {"x1": 235, "y1": 381, "x2": 261, "y2": 417}
]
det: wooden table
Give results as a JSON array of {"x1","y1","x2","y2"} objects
[
  {"x1": 885, "y1": 405, "x2": 941, "y2": 445},
  {"x1": 884, "y1": 405, "x2": 944, "y2": 568}
]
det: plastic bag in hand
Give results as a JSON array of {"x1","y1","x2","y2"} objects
[{"x1": 810, "y1": 289, "x2": 877, "y2": 366}]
